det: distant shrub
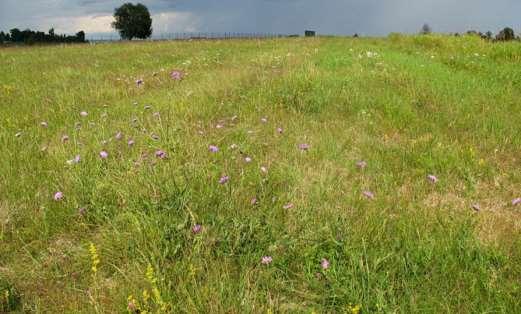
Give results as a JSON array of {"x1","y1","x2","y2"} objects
[
  {"x1": 496, "y1": 27, "x2": 515, "y2": 41},
  {"x1": 420, "y1": 23, "x2": 432, "y2": 35}
]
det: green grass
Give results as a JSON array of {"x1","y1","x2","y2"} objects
[{"x1": 1, "y1": 35, "x2": 521, "y2": 313}]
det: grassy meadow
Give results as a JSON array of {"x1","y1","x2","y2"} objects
[{"x1": 1, "y1": 35, "x2": 521, "y2": 313}]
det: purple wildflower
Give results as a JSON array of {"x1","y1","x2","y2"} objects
[
  {"x1": 170, "y1": 70, "x2": 184, "y2": 81},
  {"x1": 299, "y1": 143, "x2": 310, "y2": 151},
  {"x1": 362, "y1": 190, "x2": 375, "y2": 200},
  {"x1": 244, "y1": 156, "x2": 252, "y2": 163},
  {"x1": 261, "y1": 256, "x2": 273, "y2": 265},
  {"x1": 356, "y1": 160, "x2": 367, "y2": 169},
  {"x1": 54, "y1": 191, "x2": 63, "y2": 201},
  {"x1": 276, "y1": 127, "x2": 283, "y2": 134},
  {"x1": 66, "y1": 155, "x2": 81, "y2": 165},
  {"x1": 251, "y1": 197, "x2": 258, "y2": 205},
  {"x1": 136, "y1": 79, "x2": 144, "y2": 86},
  {"x1": 512, "y1": 198, "x2": 521, "y2": 206},
  {"x1": 283, "y1": 203, "x2": 294, "y2": 210},
  {"x1": 320, "y1": 258, "x2": 330, "y2": 270},
  {"x1": 427, "y1": 174, "x2": 438, "y2": 183},
  {"x1": 99, "y1": 150, "x2": 108, "y2": 159},
  {"x1": 192, "y1": 224, "x2": 202, "y2": 234},
  {"x1": 219, "y1": 175, "x2": 230, "y2": 184},
  {"x1": 155, "y1": 150, "x2": 167, "y2": 159},
  {"x1": 115, "y1": 132, "x2": 123, "y2": 140},
  {"x1": 78, "y1": 207, "x2": 87, "y2": 216},
  {"x1": 209, "y1": 145, "x2": 219, "y2": 153},
  {"x1": 127, "y1": 139, "x2": 135, "y2": 146}
]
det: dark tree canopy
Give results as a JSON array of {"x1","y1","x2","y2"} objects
[
  {"x1": 112, "y1": 3, "x2": 153, "y2": 40},
  {"x1": 496, "y1": 27, "x2": 515, "y2": 41},
  {"x1": 0, "y1": 28, "x2": 86, "y2": 44},
  {"x1": 420, "y1": 23, "x2": 432, "y2": 35}
]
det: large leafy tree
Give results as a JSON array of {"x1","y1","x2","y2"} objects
[{"x1": 112, "y1": 3, "x2": 153, "y2": 40}]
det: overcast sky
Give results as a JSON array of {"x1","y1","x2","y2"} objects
[{"x1": 1, "y1": 0, "x2": 520, "y2": 37}]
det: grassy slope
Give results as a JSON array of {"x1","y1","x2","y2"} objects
[{"x1": 0, "y1": 35, "x2": 520, "y2": 313}]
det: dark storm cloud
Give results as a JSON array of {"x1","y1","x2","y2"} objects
[{"x1": 0, "y1": 0, "x2": 520, "y2": 36}]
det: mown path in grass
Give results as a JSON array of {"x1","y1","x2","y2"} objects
[{"x1": 1, "y1": 36, "x2": 520, "y2": 313}]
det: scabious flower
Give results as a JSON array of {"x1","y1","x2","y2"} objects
[
  {"x1": 61, "y1": 135, "x2": 69, "y2": 143},
  {"x1": 356, "y1": 160, "x2": 367, "y2": 169},
  {"x1": 251, "y1": 197, "x2": 258, "y2": 205},
  {"x1": 54, "y1": 191, "x2": 63, "y2": 201},
  {"x1": 209, "y1": 145, "x2": 219, "y2": 153},
  {"x1": 299, "y1": 143, "x2": 310, "y2": 151},
  {"x1": 219, "y1": 175, "x2": 229, "y2": 184},
  {"x1": 99, "y1": 150, "x2": 109, "y2": 159},
  {"x1": 362, "y1": 190, "x2": 375, "y2": 200},
  {"x1": 261, "y1": 256, "x2": 273, "y2": 265},
  {"x1": 276, "y1": 127, "x2": 283, "y2": 134},
  {"x1": 244, "y1": 156, "x2": 252, "y2": 163},
  {"x1": 427, "y1": 174, "x2": 438, "y2": 183},
  {"x1": 170, "y1": 70, "x2": 184, "y2": 80},
  {"x1": 66, "y1": 155, "x2": 81, "y2": 165},
  {"x1": 80, "y1": 111, "x2": 88, "y2": 117},
  {"x1": 136, "y1": 79, "x2": 144, "y2": 86},
  {"x1": 115, "y1": 132, "x2": 123, "y2": 140},
  {"x1": 512, "y1": 198, "x2": 521, "y2": 206},
  {"x1": 127, "y1": 139, "x2": 135, "y2": 146},
  {"x1": 283, "y1": 203, "x2": 294, "y2": 209},
  {"x1": 155, "y1": 150, "x2": 167, "y2": 159},
  {"x1": 320, "y1": 258, "x2": 330, "y2": 270},
  {"x1": 192, "y1": 224, "x2": 202, "y2": 234}
]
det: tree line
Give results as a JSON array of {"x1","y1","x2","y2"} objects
[
  {"x1": 0, "y1": 28, "x2": 86, "y2": 44},
  {"x1": 421, "y1": 24, "x2": 518, "y2": 42}
]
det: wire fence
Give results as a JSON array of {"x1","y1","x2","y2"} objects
[{"x1": 86, "y1": 32, "x2": 296, "y2": 42}]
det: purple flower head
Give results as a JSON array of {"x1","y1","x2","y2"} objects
[
  {"x1": 427, "y1": 174, "x2": 438, "y2": 183},
  {"x1": 219, "y1": 175, "x2": 230, "y2": 184},
  {"x1": 512, "y1": 198, "x2": 521, "y2": 206},
  {"x1": 192, "y1": 224, "x2": 202, "y2": 234},
  {"x1": 54, "y1": 191, "x2": 63, "y2": 201},
  {"x1": 170, "y1": 70, "x2": 184, "y2": 81},
  {"x1": 80, "y1": 111, "x2": 88, "y2": 117},
  {"x1": 356, "y1": 160, "x2": 367, "y2": 169},
  {"x1": 251, "y1": 197, "x2": 258, "y2": 205},
  {"x1": 78, "y1": 207, "x2": 87, "y2": 216},
  {"x1": 40, "y1": 121, "x2": 48, "y2": 127},
  {"x1": 283, "y1": 203, "x2": 294, "y2": 210},
  {"x1": 127, "y1": 139, "x2": 135, "y2": 146},
  {"x1": 61, "y1": 135, "x2": 69, "y2": 143},
  {"x1": 209, "y1": 145, "x2": 219, "y2": 153},
  {"x1": 261, "y1": 256, "x2": 273, "y2": 265},
  {"x1": 115, "y1": 132, "x2": 123, "y2": 140},
  {"x1": 320, "y1": 258, "x2": 330, "y2": 270},
  {"x1": 244, "y1": 156, "x2": 252, "y2": 163},
  {"x1": 276, "y1": 127, "x2": 283, "y2": 134},
  {"x1": 67, "y1": 155, "x2": 81, "y2": 165},
  {"x1": 155, "y1": 150, "x2": 167, "y2": 159},
  {"x1": 362, "y1": 190, "x2": 375, "y2": 200},
  {"x1": 299, "y1": 143, "x2": 310, "y2": 151},
  {"x1": 136, "y1": 79, "x2": 144, "y2": 86},
  {"x1": 99, "y1": 150, "x2": 109, "y2": 159}
]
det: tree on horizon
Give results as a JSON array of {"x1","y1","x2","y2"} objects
[{"x1": 112, "y1": 3, "x2": 153, "y2": 40}]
